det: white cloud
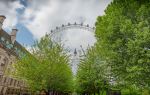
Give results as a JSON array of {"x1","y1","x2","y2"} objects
[
  {"x1": 21, "y1": 0, "x2": 112, "y2": 50},
  {"x1": 0, "y1": 0, "x2": 112, "y2": 50},
  {"x1": 22, "y1": 0, "x2": 112, "y2": 33},
  {"x1": 22, "y1": 0, "x2": 58, "y2": 39},
  {"x1": 0, "y1": 1, "x2": 24, "y2": 31}
]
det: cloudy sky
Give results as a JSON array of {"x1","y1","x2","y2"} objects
[{"x1": 0, "y1": 0, "x2": 112, "y2": 51}]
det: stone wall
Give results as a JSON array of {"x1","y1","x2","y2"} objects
[{"x1": 0, "y1": 15, "x2": 29, "y2": 95}]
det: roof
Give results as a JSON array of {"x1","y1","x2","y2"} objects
[
  {"x1": 0, "y1": 29, "x2": 28, "y2": 58},
  {"x1": 0, "y1": 15, "x2": 6, "y2": 19}
]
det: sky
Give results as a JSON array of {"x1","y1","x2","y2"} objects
[{"x1": 0, "y1": 0, "x2": 112, "y2": 51}]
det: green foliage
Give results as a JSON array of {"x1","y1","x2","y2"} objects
[
  {"x1": 14, "y1": 35, "x2": 74, "y2": 92},
  {"x1": 76, "y1": 47, "x2": 110, "y2": 94},
  {"x1": 95, "y1": 0, "x2": 150, "y2": 88},
  {"x1": 76, "y1": 0, "x2": 150, "y2": 94},
  {"x1": 142, "y1": 89, "x2": 150, "y2": 95},
  {"x1": 121, "y1": 85, "x2": 141, "y2": 95}
]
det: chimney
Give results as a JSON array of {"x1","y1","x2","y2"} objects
[
  {"x1": 10, "y1": 28, "x2": 18, "y2": 44},
  {"x1": 0, "y1": 15, "x2": 6, "y2": 29}
]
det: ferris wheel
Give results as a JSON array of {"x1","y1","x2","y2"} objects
[
  {"x1": 49, "y1": 22, "x2": 95, "y2": 35},
  {"x1": 49, "y1": 22, "x2": 95, "y2": 43},
  {"x1": 48, "y1": 22, "x2": 96, "y2": 74},
  {"x1": 48, "y1": 22, "x2": 96, "y2": 54}
]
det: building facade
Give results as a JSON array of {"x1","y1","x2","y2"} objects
[{"x1": 0, "y1": 15, "x2": 29, "y2": 95}]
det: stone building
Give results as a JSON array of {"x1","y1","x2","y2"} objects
[{"x1": 0, "y1": 15, "x2": 29, "y2": 95}]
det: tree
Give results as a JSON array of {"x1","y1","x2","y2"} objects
[
  {"x1": 95, "y1": 0, "x2": 150, "y2": 90},
  {"x1": 14, "y1": 35, "x2": 74, "y2": 93},
  {"x1": 76, "y1": 47, "x2": 110, "y2": 95}
]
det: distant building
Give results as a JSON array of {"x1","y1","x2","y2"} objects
[
  {"x1": 0, "y1": 15, "x2": 29, "y2": 95},
  {"x1": 70, "y1": 48, "x2": 85, "y2": 74}
]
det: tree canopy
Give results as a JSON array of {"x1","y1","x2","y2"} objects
[
  {"x1": 76, "y1": 0, "x2": 150, "y2": 95},
  {"x1": 14, "y1": 35, "x2": 74, "y2": 93},
  {"x1": 95, "y1": 0, "x2": 150, "y2": 89},
  {"x1": 76, "y1": 47, "x2": 110, "y2": 95}
]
